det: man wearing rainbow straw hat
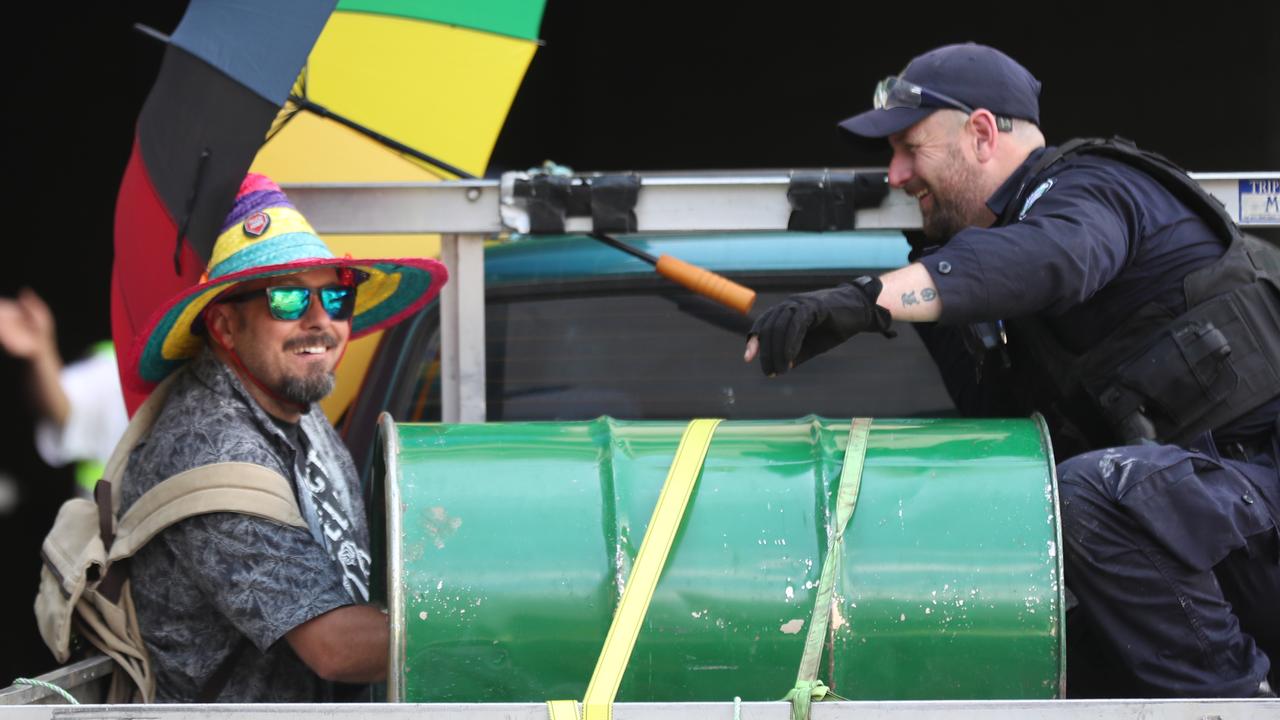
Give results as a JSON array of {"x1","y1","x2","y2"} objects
[{"x1": 119, "y1": 174, "x2": 447, "y2": 701}]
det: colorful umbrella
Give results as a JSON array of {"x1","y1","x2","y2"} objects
[
  {"x1": 112, "y1": 0, "x2": 336, "y2": 413},
  {"x1": 250, "y1": 0, "x2": 546, "y2": 419}
]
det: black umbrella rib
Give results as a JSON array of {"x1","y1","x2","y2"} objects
[{"x1": 290, "y1": 96, "x2": 477, "y2": 180}]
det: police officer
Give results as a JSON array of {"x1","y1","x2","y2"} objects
[{"x1": 745, "y1": 43, "x2": 1280, "y2": 698}]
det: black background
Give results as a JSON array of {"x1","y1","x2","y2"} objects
[{"x1": 3, "y1": 0, "x2": 1277, "y2": 683}]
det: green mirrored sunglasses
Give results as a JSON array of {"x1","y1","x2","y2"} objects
[{"x1": 220, "y1": 284, "x2": 356, "y2": 322}]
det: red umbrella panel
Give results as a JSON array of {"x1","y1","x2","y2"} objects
[{"x1": 113, "y1": 0, "x2": 335, "y2": 413}]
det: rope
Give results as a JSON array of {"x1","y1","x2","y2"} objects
[
  {"x1": 782, "y1": 680, "x2": 829, "y2": 720},
  {"x1": 11, "y1": 678, "x2": 80, "y2": 704},
  {"x1": 784, "y1": 418, "x2": 872, "y2": 720}
]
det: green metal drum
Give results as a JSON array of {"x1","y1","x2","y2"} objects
[{"x1": 373, "y1": 416, "x2": 1064, "y2": 702}]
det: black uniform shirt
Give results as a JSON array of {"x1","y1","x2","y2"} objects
[
  {"x1": 920, "y1": 146, "x2": 1225, "y2": 352},
  {"x1": 914, "y1": 146, "x2": 1278, "y2": 441}
]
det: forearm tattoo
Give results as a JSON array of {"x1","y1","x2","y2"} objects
[{"x1": 900, "y1": 288, "x2": 937, "y2": 307}]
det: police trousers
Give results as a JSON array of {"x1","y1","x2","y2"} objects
[{"x1": 1058, "y1": 428, "x2": 1279, "y2": 698}]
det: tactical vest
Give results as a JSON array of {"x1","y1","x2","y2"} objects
[{"x1": 993, "y1": 137, "x2": 1280, "y2": 449}]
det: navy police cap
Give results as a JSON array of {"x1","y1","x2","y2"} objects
[{"x1": 839, "y1": 43, "x2": 1042, "y2": 138}]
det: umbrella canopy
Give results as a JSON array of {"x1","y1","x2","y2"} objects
[
  {"x1": 250, "y1": 0, "x2": 546, "y2": 419},
  {"x1": 113, "y1": 0, "x2": 336, "y2": 413},
  {"x1": 255, "y1": 0, "x2": 544, "y2": 183}
]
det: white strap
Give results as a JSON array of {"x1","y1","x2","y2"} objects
[
  {"x1": 111, "y1": 463, "x2": 305, "y2": 561},
  {"x1": 104, "y1": 372, "x2": 183, "y2": 509}
]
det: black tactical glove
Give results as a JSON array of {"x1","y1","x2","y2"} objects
[{"x1": 749, "y1": 275, "x2": 896, "y2": 376}]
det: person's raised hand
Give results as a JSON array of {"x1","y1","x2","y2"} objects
[{"x1": 0, "y1": 288, "x2": 57, "y2": 361}]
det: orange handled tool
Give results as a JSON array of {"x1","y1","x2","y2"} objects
[
  {"x1": 654, "y1": 254, "x2": 756, "y2": 315},
  {"x1": 590, "y1": 233, "x2": 757, "y2": 315}
]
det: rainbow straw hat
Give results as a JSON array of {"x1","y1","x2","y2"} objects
[{"x1": 126, "y1": 173, "x2": 448, "y2": 391}]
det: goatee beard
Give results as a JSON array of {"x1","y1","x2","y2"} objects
[
  {"x1": 279, "y1": 371, "x2": 336, "y2": 406},
  {"x1": 279, "y1": 331, "x2": 340, "y2": 405}
]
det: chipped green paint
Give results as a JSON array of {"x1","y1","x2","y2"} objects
[{"x1": 377, "y1": 416, "x2": 1064, "y2": 701}]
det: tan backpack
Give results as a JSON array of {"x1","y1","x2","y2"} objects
[{"x1": 33, "y1": 372, "x2": 307, "y2": 703}]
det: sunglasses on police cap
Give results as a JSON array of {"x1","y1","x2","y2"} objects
[
  {"x1": 873, "y1": 76, "x2": 1012, "y2": 131},
  {"x1": 219, "y1": 284, "x2": 357, "y2": 322}
]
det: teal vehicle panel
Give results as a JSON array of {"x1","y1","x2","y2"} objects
[
  {"x1": 486, "y1": 232, "x2": 911, "y2": 284},
  {"x1": 380, "y1": 416, "x2": 1064, "y2": 702}
]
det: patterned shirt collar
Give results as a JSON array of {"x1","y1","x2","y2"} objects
[{"x1": 188, "y1": 346, "x2": 320, "y2": 455}]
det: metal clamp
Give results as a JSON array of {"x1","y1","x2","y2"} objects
[
  {"x1": 787, "y1": 171, "x2": 889, "y2": 232},
  {"x1": 502, "y1": 172, "x2": 642, "y2": 234}
]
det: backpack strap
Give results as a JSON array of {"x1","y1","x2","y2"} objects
[
  {"x1": 104, "y1": 371, "x2": 183, "y2": 512},
  {"x1": 109, "y1": 462, "x2": 306, "y2": 563},
  {"x1": 93, "y1": 367, "x2": 307, "y2": 599}
]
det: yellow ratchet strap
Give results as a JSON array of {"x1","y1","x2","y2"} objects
[
  {"x1": 547, "y1": 700, "x2": 578, "y2": 720},
  {"x1": 548, "y1": 418, "x2": 723, "y2": 720}
]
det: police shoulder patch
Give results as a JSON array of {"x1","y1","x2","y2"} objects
[{"x1": 1019, "y1": 178, "x2": 1056, "y2": 220}]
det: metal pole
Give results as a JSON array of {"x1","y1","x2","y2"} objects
[
  {"x1": 440, "y1": 233, "x2": 488, "y2": 423},
  {"x1": 286, "y1": 171, "x2": 1278, "y2": 236}
]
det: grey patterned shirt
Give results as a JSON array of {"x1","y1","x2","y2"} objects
[{"x1": 121, "y1": 348, "x2": 372, "y2": 703}]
